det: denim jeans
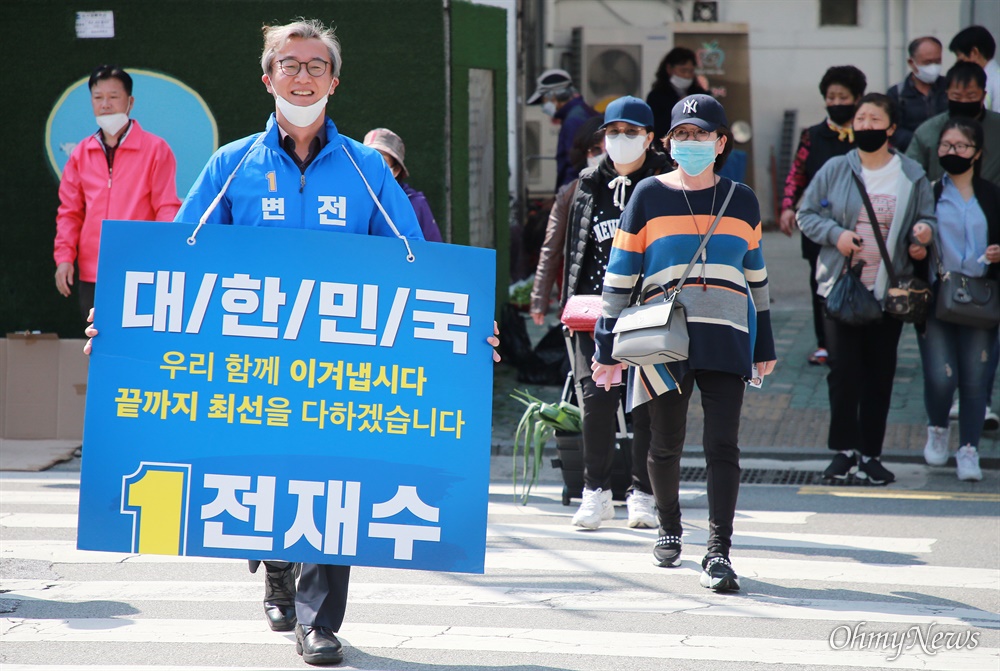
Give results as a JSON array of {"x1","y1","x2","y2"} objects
[{"x1": 918, "y1": 313, "x2": 999, "y2": 447}]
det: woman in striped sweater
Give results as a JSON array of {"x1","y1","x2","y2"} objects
[{"x1": 593, "y1": 95, "x2": 777, "y2": 592}]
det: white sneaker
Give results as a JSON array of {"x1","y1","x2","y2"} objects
[
  {"x1": 626, "y1": 491, "x2": 657, "y2": 528},
  {"x1": 572, "y1": 488, "x2": 614, "y2": 529},
  {"x1": 984, "y1": 409, "x2": 999, "y2": 432},
  {"x1": 955, "y1": 446, "x2": 983, "y2": 481},
  {"x1": 923, "y1": 426, "x2": 950, "y2": 466},
  {"x1": 949, "y1": 398, "x2": 960, "y2": 420}
]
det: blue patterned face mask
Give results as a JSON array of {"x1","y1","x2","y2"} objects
[{"x1": 669, "y1": 139, "x2": 718, "y2": 176}]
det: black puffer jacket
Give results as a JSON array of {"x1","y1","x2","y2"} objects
[{"x1": 530, "y1": 150, "x2": 670, "y2": 315}]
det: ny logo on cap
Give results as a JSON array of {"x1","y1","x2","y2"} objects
[{"x1": 683, "y1": 99, "x2": 698, "y2": 114}]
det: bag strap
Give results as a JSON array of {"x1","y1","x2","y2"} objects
[
  {"x1": 674, "y1": 180, "x2": 738, "y2": 294},
  {"x1": 850, "y1": 172, "x2": 899, "y2": 285}
]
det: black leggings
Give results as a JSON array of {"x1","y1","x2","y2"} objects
[
  {"x1": 804, "y1": 239, "x2": 827, "y2": 350},
  {"x1": 646, "y1": 370, "x2": 745, "y2": 558},
  {"x1": 823, "y1": 313, "x2": 903, "y2": 457},
  {"x1": 573, "y1": 333, "x2": 652, "y2": 494},
  {"x1": 78, "y1": 281, "x2": 96, "y2": 323}
]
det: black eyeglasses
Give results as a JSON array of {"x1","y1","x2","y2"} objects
[
  {"x1": 605, "y1": 128, "x2": 646, "y2": 139},
  {"x1": 276, "y1": 58, "x2": 330, "y2": 77},
  {"x1": 938, "y1": 141, "x2": 976, "y2": 154}
]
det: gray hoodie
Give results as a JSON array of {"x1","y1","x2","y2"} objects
[{"x1": 797, "y1": 149, "x2": 935, "y2": 302}]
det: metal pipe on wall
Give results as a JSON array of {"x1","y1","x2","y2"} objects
[
  {"x1": 443, "y1": 0, "x2": 453, "y2": 242},
  {"x1": 884, "y1": 0, "x2": 891, "y2": 92}
]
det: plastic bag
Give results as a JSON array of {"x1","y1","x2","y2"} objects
[{"x1": 824, "y1": 258, "x2": 882, "y2": 326}]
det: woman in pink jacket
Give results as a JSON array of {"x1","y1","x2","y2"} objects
[{"x1": 54, "y1": 65, "x2": 181, "y2": 321}]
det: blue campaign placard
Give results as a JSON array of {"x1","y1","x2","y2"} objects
[{"x1": 78, "y1": 220, "x2": 496, "y2": 574}]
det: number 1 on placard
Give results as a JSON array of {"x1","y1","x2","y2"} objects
[{"x1": 121, "y1": 463, "x2": 191, "y2": 555}]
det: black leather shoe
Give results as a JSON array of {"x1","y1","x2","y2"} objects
[
  {"x1": 296, "y1": 625, "x2": 344, "y2": 665},
  {"x1": 263, "y1": 564, "x2": 297, "y2": 632}
]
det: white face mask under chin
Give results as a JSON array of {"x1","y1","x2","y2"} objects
[
  {"x1": 96, "y1": 112, "x2": 129, "y2": 137},
  {"x1": 275, "y1": 93, "x2": 328, "y2": 128}
]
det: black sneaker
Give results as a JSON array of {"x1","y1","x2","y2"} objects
[
  {"x1": 823, "y1": 452, "x2": 857, "y2": 480},
  {"x1": 653, "y1": 535, "x2": 682, "y2": 567},
  {"x1": 700, "y1": 556, "x2": 740, "y2": 592},
  {"x1": 856, "y1": 457, "x2": 895, "y2": 485}
]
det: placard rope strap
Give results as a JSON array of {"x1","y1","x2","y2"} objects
[
  {"x1": 186, "y1": 136, "x2": 416, "y2": 264},
  {"x1": 342, "y1": 147, "x2": 416, "y2": 263},
  {"x1": 186, "y1": 133, "x2": 267, "y2": 246}
]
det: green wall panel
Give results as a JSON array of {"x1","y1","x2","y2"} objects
[
  {"x1": 450, "y1": 1, "x2": 509, "y2": 316},
  {"x1": 3, "y1": 0, "x2": 447, "y2": 336}
]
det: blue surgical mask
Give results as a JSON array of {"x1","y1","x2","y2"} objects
[
  {"x1": 542, "y1": 101, "x2": 557, "y2": 117},
  {"x1": 669, "y1": 139, "x2": 718, "y2": 176}
]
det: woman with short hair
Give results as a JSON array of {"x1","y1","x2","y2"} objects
[
  {"x1": 779, "y1": 65, "x2": 868, "y2": 366},
  {"x1": 798, "y1": 93, "x2": 936, "y2": 485}
]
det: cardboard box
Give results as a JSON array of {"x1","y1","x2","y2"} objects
[
  {"x1": 2, "y1": 334, "x2": 88, "y2": 440},
  {"x1": 58, "y1": 339, "x2": 89, "y2": 439},
  {"x1": 0, "y1": 338, "x2": 6, "y2": 438}
]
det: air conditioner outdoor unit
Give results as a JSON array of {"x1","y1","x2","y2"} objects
[{"x1": 572, "y1": 27, "x2": 672, "y2": 112}]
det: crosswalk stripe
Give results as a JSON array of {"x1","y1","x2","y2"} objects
[
  {"x1": 1, "y1": 618, "x2": 995, "y2": 669},
  {"x1": 2, "y1": 579, "x2": 996, "y2": 628},
  {"x1": 484, "y1": 549, "x2": 1000, "y2": 590},
  {"x1": 0, "y1": 492, "x2": 79, "y2": 505},
  {"x1": 0, "y1": 492, "x2": 808, "y2": 524},
  {"x1": 0, "y1": 667, "x2": 305, "y2": 671},
  {"x1": 0, "y1": 516, "x2": 934, "y2": 554},
  {"x1": 487, "y1": 501, "x2": 813, "y2": 523},
  {"x1": 0, "y1": 540, "x2": 241, "y2": 564},
  {"x1": 0, "y1": 473, "x2": 80, "y2": 483},
  {"x1": 2, "y1": 540, "x2": 992, "y2": 590},
  {"x1": 487, "y1": 481, "x2": 710, "y2": 498},
  {"x1": 485, "y1": 523, "x2": 935, "y2": 553},
  {"x1": 3, "y1": 473, "x2": 994, "y2": 671},
  {"x1": 1, "y1": 513, "x2": 77, "y2": 527},
  {"x1": 798, "y1": 486, "x2": 1000, "y2": 502}
]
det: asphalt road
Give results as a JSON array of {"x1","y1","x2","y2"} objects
[{"x1": 1, "y1": 457, "x2": 998, "y2": 671}]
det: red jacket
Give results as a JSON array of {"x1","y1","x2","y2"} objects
[{"x1": 54, "y1": 120, "x2": 181, "y2": 282}]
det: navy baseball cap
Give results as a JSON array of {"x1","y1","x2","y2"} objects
[
  {"x1": 600, "y1": 95, "x2": 654, "y2": 130},
  {"x1": 669, "y1": 94, "x2": 728, "y2": 133}
]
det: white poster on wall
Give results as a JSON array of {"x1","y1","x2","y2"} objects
[{"x1": 76, "y1": 11, "x2": 115, "y2": 38}]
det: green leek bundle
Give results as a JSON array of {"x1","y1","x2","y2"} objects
[{"x1": 509, "y1": 389, "x2": 581, "y2": 504}]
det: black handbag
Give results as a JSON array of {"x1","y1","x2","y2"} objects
[
  {"x1": 825, "y1": 253, "x2": 883, "y2": 325},
  {"x1": 851, "y1": 173, "x2": 931, "y2": 324},
  {"x1": 933, "y1": 250, "x2": 1000, "y2": 329}
]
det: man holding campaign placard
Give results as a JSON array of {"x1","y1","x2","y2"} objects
[
  {"x1": 83, "y1": 18, "x2": 499, "y2": 667},
  {"x1": 177, "y1": 21, "x2": 424, "y2": 665}
]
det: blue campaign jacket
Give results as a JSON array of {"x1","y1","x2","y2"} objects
[{"x1": 176, "y1": 114, "x2": 423, "y2": 240}]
